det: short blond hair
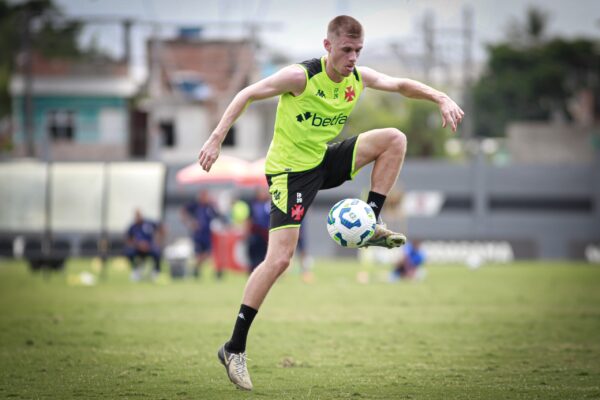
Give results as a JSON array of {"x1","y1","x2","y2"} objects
[{"x1": 327, "y1": 15, "x2": 363, "y2": 39}]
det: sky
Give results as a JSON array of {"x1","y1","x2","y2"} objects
[{"x1": 53, "y1": 0, "x2": 600, "y2": 80}]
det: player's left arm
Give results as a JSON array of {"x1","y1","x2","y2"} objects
[{"x1": 359, "y1": 66, "x2": 464, "y2": 132}]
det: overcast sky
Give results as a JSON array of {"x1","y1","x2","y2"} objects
[{"x1": 54, "y1": 0, "x2": 600, "y2": 79}]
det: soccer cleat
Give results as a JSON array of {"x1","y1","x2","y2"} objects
[
  {"x1": 361, "y1": 223, "x2": 406, "y2": 249},
  {"x1": 217, "y1": 344, "x2": 253, "y2": 391}
]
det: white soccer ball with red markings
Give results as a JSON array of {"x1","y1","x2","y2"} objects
[{"x1": 327, "y1": 198, "x2": 376, "y2": 248}]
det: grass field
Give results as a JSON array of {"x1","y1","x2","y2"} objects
[{"x1": 0, "y1": 258, "x2": 599, "y2": 400}]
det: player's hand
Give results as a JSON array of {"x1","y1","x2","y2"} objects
[
  {"x1": 198, "y1": 136, "x2": 221, "y2": 172},
  {"x1": 438, "y1": 96, "x2": 464, "y2": 132}
]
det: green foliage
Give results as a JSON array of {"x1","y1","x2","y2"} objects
[
  {"x1": 0, "y1": 259, "x2": 599, "y2": 399},
  {"x1": 0, "y1": 0, "x2": 22, "y2": 117},
  {"x1": 0, "y1": 0, "x2": 94, "y2": 118},
  {"x1": 345, "y1": 91, "x2": 452, "y2": 158},
  {"x1": 472, "y1": 7, "x2": 600, "y2": 137},
  {"x1": 34, "y1": 17, "x2": 84, "y2": 59}
]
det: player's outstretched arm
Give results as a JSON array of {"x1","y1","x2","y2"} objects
[
  {"x1": 359, "y1": 66, "x2": 464, "y2": 132},
  {"x1": 198, "y1": 65, "x2": 307, "y2": 172}
]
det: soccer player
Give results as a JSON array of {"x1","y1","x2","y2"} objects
[{"x1": 198, "y1": 15, "x2": 464, "y2": 390}]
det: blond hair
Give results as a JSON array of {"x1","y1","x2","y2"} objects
[{"x1": 327, "y1": 15, "x2": 363, "y2": 39}]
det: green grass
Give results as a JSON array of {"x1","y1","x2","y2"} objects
[{"x1": 0, "y1": 258, "x2": 599, "y2": 400}]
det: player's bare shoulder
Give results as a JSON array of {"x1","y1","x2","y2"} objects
[
  {"x1": 357, "y1": 66, "x2": 400, "y2": 92},
  {"x1": 357, "y1": 66, "x2": 379, "y2": 88},
  {"x1": 279, "y1": 64, "x2": 308, "y2": 96}
]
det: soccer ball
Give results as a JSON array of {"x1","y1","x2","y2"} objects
[{"x1": 327, "y1": 198, "x2": 376, "y2": 248}]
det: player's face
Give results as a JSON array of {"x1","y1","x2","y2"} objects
[
  {"x1": 324, "y1": 34, "x2": 363, "y2": 81},
  {"x1": 197, "y1": 191, "x2": 208, "y2": 203}
]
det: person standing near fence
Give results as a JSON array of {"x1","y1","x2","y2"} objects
[
  {"x1": 181, "y1": 190, "x2": 219, "y2": 279},
  {"x1": 246, "y1": 186, "x2": 271, "y2": 274}
]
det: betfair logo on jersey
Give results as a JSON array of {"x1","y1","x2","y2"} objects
[
  {"x1": 296, "y1": 112, "x2": 312, "y2": 122},
  {"x1": 295, "y1": 111, "x2": 348, "y2": 127}
]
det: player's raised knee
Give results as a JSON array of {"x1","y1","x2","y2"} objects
[{"x1": 387, "y1": 128, "x2": 406, "y2": 152}]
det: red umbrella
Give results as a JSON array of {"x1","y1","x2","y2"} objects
[{"x1": 176, "y1": 155, "x2": 267, "y2": 187}]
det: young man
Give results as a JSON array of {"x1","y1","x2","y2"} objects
[{"x1": 198, "y1": 15, "x2": 464, "y2": 390}]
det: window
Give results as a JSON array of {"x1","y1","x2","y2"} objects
[
  {"x1": 48, "y1": 110, "x2": 75, "y2": 141},
  {"x1": 159, "y1": 120, "x2": 176, "y2": 147},
  {"x1": 222, "y1": 125, "x2": 236, "y2": 147},
  {"x1": 171, "y1": 71, "x2": 212, "y2": 101}
]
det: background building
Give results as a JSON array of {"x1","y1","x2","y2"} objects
[
  {"x1": 9, "y1": 53, "x2": 138, "y2": 161},
  {"x1": 140, "y1": 30, "x2": 276, "y2": 164}
]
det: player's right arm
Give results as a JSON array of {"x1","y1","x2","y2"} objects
[
  {"x1": 198, "y1": 65, "x2": 306, "y2": 172},
  {"x1": 359, "y1": 66, "x2": 464, "y2": 132}
]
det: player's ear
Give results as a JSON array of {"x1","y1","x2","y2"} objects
[{"x1": 323, "y1": 38, "x2": 331, "y2": 52}]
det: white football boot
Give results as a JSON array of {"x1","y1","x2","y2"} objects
[
  {"x1": 217, "y1": 344, "x2": 253, "y2": 391},
  {"x1": 361, "y1": 223, "x2": 406, "y2": 249}
]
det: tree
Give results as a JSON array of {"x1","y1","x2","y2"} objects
[
  {"x1": 506, "y1": 7, "x2": 549, "y2": 46},
  {"x1": 472, "y1": 7, "x2": 600, "y2": 137},
  {"x1": 0, "y1": 0, "x2": 86, "y2": 119}
]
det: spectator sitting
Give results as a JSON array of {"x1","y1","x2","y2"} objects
[{"x1": 124, "y1": 209, "x2": 164, "y2": 281}]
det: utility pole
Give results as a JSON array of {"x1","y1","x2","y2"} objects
[
  {"x1": 421, "y1": 6, "x2": 475, "y2": 139},
  {"x1": 390, "y1": 8, "x2": 476, "y2": 141},
  {"x1": 462, "y1": 5, "x2": 475, "y2": 140},
  {"x1": 21, "y1": 6, "x2": 35, "y2": 158},
  {"x1": 122, "y1": 19, "x2": 133, "y2": 67},
  {"x1": 422, "y1": 11, "x2": 435, "y2": 83}
]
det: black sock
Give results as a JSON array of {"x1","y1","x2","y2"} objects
[
  {"x1": 367, "y1": 191, "x2": 386, "y2": 220},
  {"x1": 225, "y1": 304, "x2": 258, "y2": 353}
]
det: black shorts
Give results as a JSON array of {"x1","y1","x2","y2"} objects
[{"x1": 266, "y1": 135, "x2": 360, "y2": 231}]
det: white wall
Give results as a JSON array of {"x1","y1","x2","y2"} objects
[
  {"x1": 507, "y1": 122, "x2": 596, "y2": 164},
  {"x1": 153, "y1": 103, "x2": 270, "y2": 164},
  {"x1": 99, "y1": 108, "x2": 127, "y2": 144},
  {"x1": 229, "y1": 107, "x2": 266, "y2": 159},
  {"x1": 154, "y1": 105, "x2": 208, "y2": 164}
]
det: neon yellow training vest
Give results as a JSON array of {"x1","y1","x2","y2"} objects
[{"x1": 265, "y1": 56, "x2": 363, "y2": 174}]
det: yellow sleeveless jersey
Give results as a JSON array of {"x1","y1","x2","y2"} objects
[{"x1": 265, "y1": 56, "x2": 363, "y2": 174}]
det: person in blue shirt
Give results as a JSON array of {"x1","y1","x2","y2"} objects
[
  {"x1": 181, "y1": 190, "x2": 219, "y2": 279},
  {"x1": 246, "y1": 186, "x2": 271, "y2": 274},
  {"x1": 390, "y1": 240, "x2": 425, "y2": 281},
  {"x1": 124, "y1": 209, "x2": 164, "y2": 280}
]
